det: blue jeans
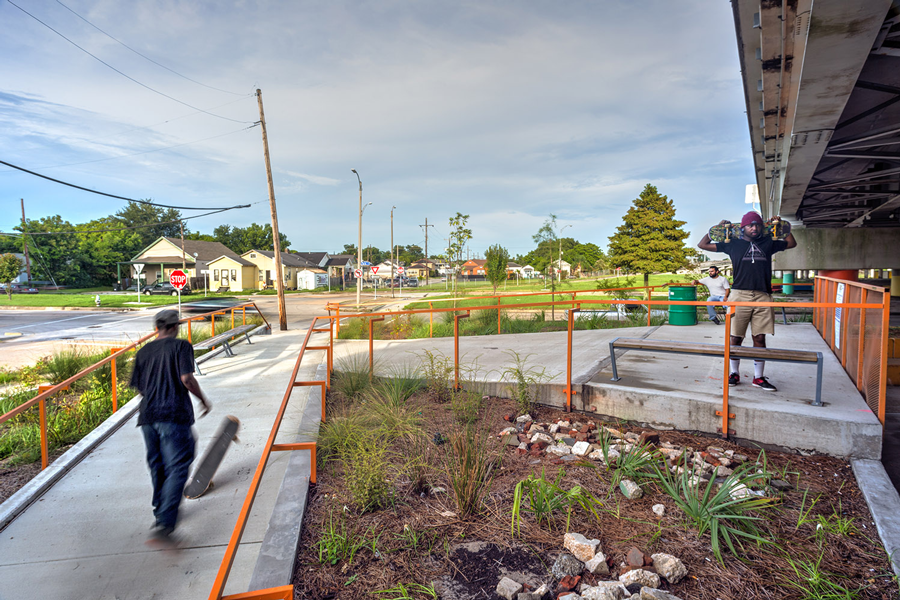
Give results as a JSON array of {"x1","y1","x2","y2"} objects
[
  {"x1": 142, "y1": 422, "x2": 195, "y2": 531},
  {"x1": 707, "y1": 295, "x2": 725, "y2": 320}
]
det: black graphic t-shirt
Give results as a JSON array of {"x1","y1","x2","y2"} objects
[
  {"x1": 715, "y1": 237, "x2": 787, "y2": 293},
  {"x1": 130, "y1": 337, "x2": 196, "y2": 425}
]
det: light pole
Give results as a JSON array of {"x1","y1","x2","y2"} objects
[
  {"x1": 390, "y1": 206, "x2": 396, "y2": 298},
  {"x1": 352, "y1": 169, "x2": 363, "y2": 305},
  {"x1": 558, "y1": 224, "x2": 572, "y2": 283}
]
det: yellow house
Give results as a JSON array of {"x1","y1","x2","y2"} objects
[
  {"x1": 123, "y1": 237, "x2": 242, "y2": 289},
  {"x1": 241, "y1": 250, "x2": 319, "y2": 290},
  {"x1": 207, "y1": 255, "x2": 256, "y2": 292}
]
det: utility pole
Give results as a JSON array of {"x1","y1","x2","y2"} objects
[
  {"x1": 257, "y1": 88, "x2": 288, "y2": 331},
  {"x1": 20, "y1": 199, "x2": 32, "y2": 281},
  {"x1": 352, "y1": 169, "x2": 363, "y2": 306},
  {"x1": 419, "y1": 217, "x2": 433, "y2": 287},
  {"x1": 179, "y1": 220, "x2": 187, "y2": 272}
]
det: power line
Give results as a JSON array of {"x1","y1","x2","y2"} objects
[
  {"x1": 54, "y1": 0, "x2": 248, "y2": 97},
  {"x1": 0, "y1": 158, "x2": 252, "y2": 211},
  {"x1": 5, "y1": 0, "x2": 253, "y2": 125}
]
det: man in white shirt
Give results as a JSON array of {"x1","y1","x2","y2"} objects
[{"x1": 693, "y1": 266, "x2": 730, "y2": 325}]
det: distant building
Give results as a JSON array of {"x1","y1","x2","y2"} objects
[{"x1": 126, "y1": 237, "x2": 241, "y2": 288}]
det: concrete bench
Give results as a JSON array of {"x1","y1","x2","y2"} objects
[
  {"x1": 193, "y1": 324, "x2": 257, "y2": 376},
  {"x1": 608, "y1": 337, "x2": 824, "y2": 406}
]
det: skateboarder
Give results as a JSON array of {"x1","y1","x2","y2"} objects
[
  {"x1": 693, "y1": 266, "x2": 730, "y2": 325},
  {"x1": 697, "y1": 211, "x2": 797, "y2": 391},
  {"x1": 130, "y1": 309, "x2": 211, "y2": 547}
]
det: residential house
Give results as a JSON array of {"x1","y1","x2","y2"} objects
[
  {"x1": 372, "y1": 259, "x2": 401, "y2": 280},
  {"x1": 460, "y1": 259, "x2": 486, "y2": 276},
  {"x1": 506, "y1": 262, "x2": 524, "y2": 278},
  {"x1": 207, "y1": 255, "x2": 256, "y2": 292},
  {"x1": 522, "y1": 265, "x2": 537, "y2": 279},
  {"x1": 551, "y1": 259, "x2": 572, "y2": 278},
  {"x1": 242, "y1": 250, "x2": 320, "y2": 290},
  {"x1": 326, "y1": 254, "x2": 356, "y2": 289},
  {"x1": 8, "y1": 253, "x2": 29, "y2": 284},
  {"x1": 125, "y1": 237, "x2": 241, "y2": 288}
]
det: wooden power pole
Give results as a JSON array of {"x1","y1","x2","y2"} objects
[
  {"x1": 419, "y1": 217, "x2": 433, "y2": 287},
  {"x1": 20, "y1": 199, "x2": 32, "y2": 281},
  {"x1": 257, "y1": 88, "x2": 288, "y2": 331}
]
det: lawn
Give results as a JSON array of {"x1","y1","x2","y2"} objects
[{"x1": 0, "y1": 294, "x2": 181, "y2": 308}]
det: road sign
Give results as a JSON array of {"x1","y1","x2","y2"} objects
[
  {"x1": 170, "y1": 270, "x2": 188, "y2": 290},
  {"x1": 361, "y1": 261, "x2": 372, "y2": 266},
  {"x1": 371, "y1": 266, "x2": 379, "y2": 275},
  {"x1": 133, "y1": 263, "x2": 144, "y2": 274},
  {"x1": 354, "y1": 268, "x2": 362, "y2": 278},
  {"x1": 397, "y1": 266, "x2": 405, "y2": 273}
]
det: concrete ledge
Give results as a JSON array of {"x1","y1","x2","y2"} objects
[
  {"x1": 851, "y1": 459, "x2": 900, "y2": 578},
  {"x1": 0, "y1": 392, "x2": 142, "y2": 532},
  {"x1": 248, "y1": 362, "x2": 325, "y2": 591}
]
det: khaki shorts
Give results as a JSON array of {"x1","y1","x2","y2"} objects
[{"x1": 730, "y1": 289, "x2": 775, "y2": 337}]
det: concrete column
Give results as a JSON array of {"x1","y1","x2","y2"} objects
[{"x1": 892, "y1": 271, "x2": 900, "y2": 297}]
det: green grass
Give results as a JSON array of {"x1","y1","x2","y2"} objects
[{"x1": 0, "y1": 294, "x2": 182, "y2": 308}]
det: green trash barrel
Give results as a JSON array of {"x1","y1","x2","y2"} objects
[
  {"x1": 668, "y1": 284, "x2": 697, "y2": 326},
  {"x1": 782, "y1": 272, "x2": 794, "y2": 295}
]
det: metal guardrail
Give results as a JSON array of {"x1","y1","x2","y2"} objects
[{"x1": 0, "y1": 302, "x2": 268, "y2": 470}]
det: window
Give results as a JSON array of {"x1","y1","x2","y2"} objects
[
  {"x1": 259, "y1": 270, "x2": 264, "y2": 281},
  {"x1": 250, "y1": 253, "x2": 256, "y2": 258},
  {"x1": 230, "y1": 269, "x2": 237, "y2": 280},
  {"x1": 213, "y1": 269, "x2": 219, "y2": 282}
]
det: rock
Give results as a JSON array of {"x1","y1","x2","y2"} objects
[
  {"x1": 517, "y1": 414, "x2": 534, "y2": 423},
  {"x1": 584, "y1": 552, "x2": 610, "y2": 575},
  {"x1": 500, "y1": 427, "x2": 518, "y2": 436},
  {"x1": 640, "y1": 589, "x2": 684, "y2": 600},
  {"x1": 562, "y1": 454, "x2": 580, "y2": 462},
  {"x1": 651, "y1": 504, "x2": 665, "y2": 517},
  {"x1": 549, "y1": 423, "x2": 561, "y2": 434},
  {"x1": 558, "y1": 594, "x2": 582, "y2": 600},
  {"x1": 548, "y1": 444, "x2": 573, "y2": 456},
  {"x1": 561, "y1": 437, "x2": 577, "y2": 447},
  {"x1": 532, "y1": 432, "x2": 554, "y2": 445},
  {"x1": 619, "y1": 480, "x2": 643, "y2": 499},
  {"x1": 770, "y1": 479, "x2": 792, "y2": 492},
  {"x1": 551, "y1": 553, "x2": 584, "y2": 579},
  {"x1": 557, "y1": 575, "x2": 582, "y2": 593},
  {"x1": 732, "y1": 453, "x2": 748, "y2": 463},
  {"x1": 564, "y1": 532, "x2": 601, "y2": 562},
  {"x1": 581, "y1": 581, "x2": 628, "y2": 600},
  {"x1": 496, "y1": 577, "x2": 523, "y2": 600},
  {"x1": 625, "y1": 547, "x2": 652, "y2": 568},
  {"x1": 603, "y1": 426, "x2": 625, "y2": 439},
  {"x1": 505, "y1": 434, "x2": 522, "y2": 446},
  {"x1": 572, "y1": 441, "x2": 592, "y2": 457},
  {"x1": 624, "y1": 432, "x2": 640, "y2": 442},
  {"x1": 650, "y1": 553, "x2": 687, "y2": 584},
  {"x1": 716, "y1": 465, "x2": 734, "y2": 477},
  {"x1": 707, "y1": 445, "x2": 725, "y2": 454},
  {"x1": 638, "y1": 432, "x2": 659, "y2": 446},
  {"x1": 588, "y1": 449, "x2": 605, "y2": 461},
  {"x1": 618, "y1": 569, "x2": 660, "y2": 589},
  {"x1": 557, "y1": 420, "x2": 572, "y2": 429},
  {"x1": 518, "y1": 583, "x2": 550, "y2": 600},
  {"x1": 503, "y1": 414, "x2": 515, "y2": 422}
]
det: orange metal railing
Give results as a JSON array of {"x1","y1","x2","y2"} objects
[
  {"x1": 812, "y1": 276, "x2": 890, "y2": 423},
  {"x1": 0, "y1": 302, "x2": 268, "y2": 470},
  {"x1": 211, "y1": 285, "x2": 891, "y2": 599}
]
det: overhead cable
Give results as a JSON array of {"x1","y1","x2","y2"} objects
[
  {"x1": 0, "y1": 158, "x2": 251, "y2": 211},
  {"x1": 5, "y1": 0, "x2": 253, "y2": 125},
  {"x1": 3, "y1": 207, "x2": 246, "y2": 236},
  {"x1": 54, "y1": 0, "x2": 249, "y2": 97}
]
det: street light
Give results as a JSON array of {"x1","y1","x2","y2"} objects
[
  {"x1": 558, "y1": 224, "x2": 572, "y2": 282},
  {"x1": 352, "y1": 169, "x2": 363, "y2": 305},
  {"x1": 390, "y1": 206, "x2": 397, "y2": 298}
]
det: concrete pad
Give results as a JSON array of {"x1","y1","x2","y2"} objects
[
  {"x1": 584, "y1": 324, "x2": 882, "y2": 458},
  {"x1": 0, "y1": 327, "x2": 327, "y2": 600}
]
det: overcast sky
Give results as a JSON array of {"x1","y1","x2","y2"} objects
[{"x1": 1, "y1": 0, "x2": 754, "y2": 259}]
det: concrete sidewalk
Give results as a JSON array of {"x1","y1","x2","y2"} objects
[{"x1": 0, "y1": 327, "x2": 326, "y2": 600}]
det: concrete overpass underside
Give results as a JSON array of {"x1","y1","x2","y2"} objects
[{"x1": 732, "y1": 0, "x2": 900, "y2": 272}]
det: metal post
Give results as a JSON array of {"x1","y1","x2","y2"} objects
[
  {"x1": 497, "y1": 297, "x2": 501, "y2": 335},
  {"x1": 40, "y1": 398, "x2": 48, "y2": 470},
  {"x1": 879, "y1": 289, "x2": 890, "y2": 424},
  {"x1": 187, "y1": 319, "x2": 192, "y2": 343},
  {"x1": 110, "y1": 348, "x2": 118, "y2": 413},
  {"x1": 353, "y1": 169, "x2": 363, "y2": 307},
  {"x1": 454, "y1": 311, "x2": 470, "y2": 390},
  {"x1": 720, "y1": 308, "x2": 733, "y2": 439},
  {"x1": 231, "y1": 308, "x2": 235, "y2": 330},
  {"x1": 565, "y1": 306, "x2": 578, "y2": 412},
  {"x1": 429, "y1": 302, "x2": 433, "y2": 338},
  {"x1": 857, "y1": 292, "x2": 867, "y2": 391}
]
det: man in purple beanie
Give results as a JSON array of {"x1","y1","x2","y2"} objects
[{"x1": 698, "y1": 211, "x2": 796, "y2": 391}]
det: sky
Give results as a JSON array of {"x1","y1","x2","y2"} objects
[{"x1": 0, "y1": 0, "x2": 755, "y2": 260}]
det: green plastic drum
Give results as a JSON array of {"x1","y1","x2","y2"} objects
[
  {"x1": 782, "y1": 272, "x2": 794, "y2": 295},
  {"x1": 668, "y1": 285, "x2": 697, "y2": 326}
]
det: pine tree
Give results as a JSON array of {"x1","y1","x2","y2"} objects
[{"x1": 607, "y1": 184, "x2": 690, "y2": 289}]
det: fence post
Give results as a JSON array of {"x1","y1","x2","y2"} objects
[
  {"x1": 566, "y1": 307, "x2": 579, "y2": 412},
  {"x1": 368, "y1": 316, "x2": 385, "y2": 379},
  {"x1": 211, "y1": 312, "x2": 216, "y2": 338},
  {"x1": 497, "y1": 297, "x2": 502, "y2": 335},
  {"x1": 187, "y1": 318, "x2": 192, "y2": 343},
  {"x1": 336, "y1": 305, "x2": 341, "y2": 336},
  {"x1": 328, "y1": 317, "x2": 334, "y2": 389},
  {"x1": 109, "y1": 348, "x2": 123, "y2": 413},
  {"x1": 454, "y1": 311, "x2": 470, "y2": 390},
  {"x1": 857, "y1": 293, "x2": 867, "y2": 392},
  {"x1": 429, "y1": 302, "x2": 434, "y2": 338},
  {"x1": 879, "y1": 289, "x2": 890, "y2": 424},
  {"x1": 231, "y1": 308, "x2": 235, "y2": 330},
  {"x1": 718, "y1": 308, "x2": 734, "y2": 439},
  {"x1": 40, "y1": 398, "x2": 48, "y2": 470},
  {"x1": 243, "y1": 306, "x2": 246, "y2": 326}
]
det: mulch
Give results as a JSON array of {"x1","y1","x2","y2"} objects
[{"x1": 292, "y1": 395, "x2": 898, "y2": 600}]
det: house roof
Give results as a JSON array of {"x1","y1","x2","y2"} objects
[
  {"x1": 463, "y1": 259, "x2": 487, "y2": 266},
  {"x1": 208, "y1": 255, "x2": 254, "y2": 267},
  {"x1": 326, "y1": 255, "x2": 353, "y2": 266},
  {"x1": 507, "y1": 262, "x2": 522, "y2": 268},
  {"x1": 245, "y1": 250, "x2": 317, "y2": 268},
  {"x1": 131, "y1": 237, "x2": 240, "y2": 262},
  {"x1": 293, "y1": 252, "x2": 328, "y2": 266}
]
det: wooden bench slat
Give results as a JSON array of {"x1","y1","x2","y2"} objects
[
  {"x1": 611, "y1": 338, "x2": 819, "y2": 362},
  {"x1": 194, "y1": 324, "x2": 257, "y2": 350}
]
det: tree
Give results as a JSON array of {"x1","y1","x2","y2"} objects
[
  {"x1": 115, "y1": 201, "x2": 185, "y2": 249},
  {"x1": 0, "y1": 253, "x2": 24, "y2": 299},
  {"x1": 607, "y1": 184, "x2": 690, "y2": 290},
  {"x1": 16, "y1": 215, "x2": 84, "y2": 286},
  {"x1": 484, "y1": 244, "x2": 510, "y2": 294},
  {"x1": 533, "y1": 214, "x2": 560, "y2": 319},
  {"x1": 212, "y1": 223, "x2": 290, "y2": 254},
  {"x1": 447, "y1": 213, "x2": 472, "y2": 296}
]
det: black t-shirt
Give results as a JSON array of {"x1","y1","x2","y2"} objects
[
  {"x1": 715, "y1": 236, "x2": 787, "y2": 294},
  {"x1": 130, "y1": 337, "x2": 196, "y2": 425}
]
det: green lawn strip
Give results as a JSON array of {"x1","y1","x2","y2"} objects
[{"x1": 0, "y1": 294, "x2": 181, "y2": 308}]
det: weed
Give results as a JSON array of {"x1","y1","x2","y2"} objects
[
  {"x1": 372, "y1": 582, "x2": 438, "y2": 599},
  {"x1": 317, "y1": 508, "x2": 371, "y2": 565},
  {"x1": 419, "y1": 349, "x2": 453, "y2": 402},
  {"x1": 346, "y1": 440, "x2": 393, "y2": 512},
  {"x1": 445, "y1": 421, "x2": 498, "y2": 517},
  {"x1": 333, "y1": 353, "x2": 375, "y2": 401},
  {"x1": 450, "y1": 390, "x2": 482, "y2": 425},
  {"x1": 653, "y1": 454, "x2": 776, "y2": 564},
  {"x1": 814, "y1": 499, "x2": 859, "y2": 540},
  {"x1": 511, "y1": 468, "x2": 603, "y2": 536},
  {"x1": 781, "y1": 551, "x2": 861, "y2": 599},
  {"x1": 499, "y1": 351, "x2": 553, "y2": 415},
  {"x1": 374, "y1": 364, "x2": 424, "y2": 406},
  {"x1": 795, "y1": 488, "x2": 821, "y2": 530}
]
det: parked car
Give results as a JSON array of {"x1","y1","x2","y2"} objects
[
  {"x1": 0, "y1": 284, "x2": 39, "y2": 294},
  {"x1": 144, "y1": 282, "x2": 192, "y2": 296},
  {"x1": 405, "y1": 278, "x2": 418, "y2": 288}
]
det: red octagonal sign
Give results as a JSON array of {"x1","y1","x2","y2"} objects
[{"x1": 169, "y1": 269, "x2": 188, "y2": 290}]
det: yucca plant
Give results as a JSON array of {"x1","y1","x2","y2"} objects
[{"x1": 653, "y1": 453, "x2": 776, "y2": 564}]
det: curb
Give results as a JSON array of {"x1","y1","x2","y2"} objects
[
  {"x1": 0, "y1": 306, "x2": 139, "y2": 312},
  {"x1": 0, "y1": 324, "x2": 269, "y2": 532},
  {"x1": 851, "y1": 459, "x2": 900, "y2": 578}
]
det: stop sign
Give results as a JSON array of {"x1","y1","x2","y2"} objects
[{"x1": 169, "y1": 270, "x2": 188, "y2": 290}]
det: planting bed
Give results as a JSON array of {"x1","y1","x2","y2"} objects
[{"x1": 294, "y1": 390, "x2": 898, "y2": 600}]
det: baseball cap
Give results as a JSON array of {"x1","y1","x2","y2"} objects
[
  {"x1": 155, "y1": 309, "x2": 180, "y2": 329},
  {"x1": 741, "y1": 211, "x2": 763, "y2": 227}
]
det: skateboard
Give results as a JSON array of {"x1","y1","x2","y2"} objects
[
  {"x1": 708, "y1": 218, "x2": 791, "y2": 243},
  {"x1": 184, "y1": 415, "x2": 240, "y2": 500}
]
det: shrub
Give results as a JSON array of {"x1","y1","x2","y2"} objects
[
  {"x1": 419, "y1": 349, "x2": 453, "y2": 402},
  {"x1": 445, "y1": 422, "x2": 498, "y2": 517},
  {"x1": 345, "y1": 441, "x2": 393, "y2": 512},
  {"x1": 332, "y1": 353, "x2": 374, "y2": 401},
  {"x1": 450, "y1": 390, "x2": 482, "y2": 425},
  {"x1": 499, "y1": 351, "x2": 553, "y2": 415},
  {"x1": 511, "y1": 468, "x2": 603, "y2": 535}
]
